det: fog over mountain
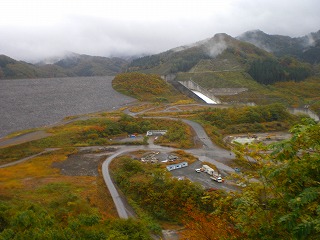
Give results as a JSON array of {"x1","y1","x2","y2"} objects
[{"x1": 0, "y1": 0, "x2": 320, "y2": 62}]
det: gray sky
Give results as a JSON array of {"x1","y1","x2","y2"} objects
[{"x1": 1, "y1": 0, "x2": 319, "y2": 62}]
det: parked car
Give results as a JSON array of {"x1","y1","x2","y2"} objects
[{"x1": 210, "y1": 175, "x2": 223, "y2": 183}]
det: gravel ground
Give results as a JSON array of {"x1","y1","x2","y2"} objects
[
  {"x1": 52, "y1": 147, "x2": 118, "y2": 176},
  {"x1": 170, "y1": 160, "x2": 239, "y2": 192}
]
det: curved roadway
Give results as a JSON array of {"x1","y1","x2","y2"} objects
[{"x1": 102, "y1": 148, "x2": 133, "y2": 219}]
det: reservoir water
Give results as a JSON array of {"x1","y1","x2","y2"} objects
[{"x1": 0, "y1": 76, "x2": 135, "y2": 138}]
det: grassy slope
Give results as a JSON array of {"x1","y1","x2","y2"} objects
[{"x1": 112, "y1": 72, "x2": 191, "y2": 102}]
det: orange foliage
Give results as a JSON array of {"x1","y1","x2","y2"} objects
[
  {"x1": 180, "y1": 203, "x2": 243, "y2": 240},
  {"x1": 112, "y1": 72, "x2": 187, "y2": 102}
]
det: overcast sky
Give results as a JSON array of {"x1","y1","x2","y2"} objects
[{"x1": 1, "y1": 0, "x2": 319, "y2": 62}]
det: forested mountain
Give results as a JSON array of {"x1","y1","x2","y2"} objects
[
  {"x1": 0, "y1": 55, "x2": 67, "y2": 79},
  {"x1": 0, "y1": 53, "x2": 128, "y2": 79},
  {"x1": 129, "y1": 32, "x2": 315, "y2": 87},
  {"x1": 128, "y1": 33, "x2": 271, "y2": 75},
  {"x1": 53, "y1": 53, "x2": 128, "y2": 77},
  {"x1": 238, "y1": 29, "x2": 320, "y2": 64}
]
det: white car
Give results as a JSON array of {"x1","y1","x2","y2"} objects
[
  {"x1": 210, "y1": 176, "x2": 223, "y2": 183},
  {"x1": 195, "y1": 168, "x2": 202, "y2": 173}
]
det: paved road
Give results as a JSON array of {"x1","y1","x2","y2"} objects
[
  {"x1": 181, "y1": 119, "x2": 236, "y2": 159},
  {"x1": 102, "y1": 148, "x2": 133, "y2": 219}
]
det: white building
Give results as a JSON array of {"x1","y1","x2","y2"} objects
[
  {"x1": 166, "y1": 162, "x2": 188, "y2": 171},
  {"x1": 146, "y1": 130, "x2": 167, "y2": 136}
]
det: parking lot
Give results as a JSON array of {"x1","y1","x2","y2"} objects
[{"x1": 169, "y1": 160, "x2": 239, "y2": 192}]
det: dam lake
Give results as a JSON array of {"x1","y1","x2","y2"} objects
[{"x1": 0, "y1": 76, "x2": 135, "y2": 138}]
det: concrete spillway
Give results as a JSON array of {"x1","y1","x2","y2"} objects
[
  {"x1": 169, "y1": 79, "x2": 221, "y2": 104},
  {"x1": 192, "y1": 90, "x2": 217, "y2": 104},
  {"x1": 177, "y1": 80, "x2": 221, "y2": 104}
]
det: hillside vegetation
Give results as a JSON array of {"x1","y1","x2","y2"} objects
[
  {"x1": 0, "y1": 54, "x2": 127, "y2": 79},
  {"x1": 238, "y1": 29, "x2": 320, "y2": 64},
  {"x1": 128, "y1": 33, "x2": 271, "y2": 75},
  {"x1": 248, "y1": 56, "x2": 312, "y2": 85},
  {"x1": 112, "y1": 72, "x2": 190, "y2": 102},
  {"x1": 0, "y1": 148, "x2": 151, "y2": 239}
]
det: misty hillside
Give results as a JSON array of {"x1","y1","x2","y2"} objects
[
  {"x1": 238, "y1": 30, "x2": 320, "y2": 64},
  {"x1": 0, "y1": 54, "x2": 128, "y2": 79},
  {"x1": 0, "y1": 55, "x2": 66, "y2": 79},
  {"x1": 1, "y1": 29, "x2": 319, "y2": 80},
  {"x1": 126, "y1": 31, "x2": 320, "y2": 114},
  {"x1": 129, "y1": 32, "x2": 297, "y2": 76},
  {"x1": 129, "y1": 32, "x2": 313, "y2": 87},
  {"x1": 54, "y1": 53, "x2": 128, "y2": 76},
  {"x1": 128, "y1": 33, "x2": 272, "y2": 75}
]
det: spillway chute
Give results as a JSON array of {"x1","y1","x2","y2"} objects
[{"x1": 192, "y1": 90, "x2": 217, "y2": 104}]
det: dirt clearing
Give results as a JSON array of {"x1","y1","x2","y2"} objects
[{"x1": 52, "y1": 147, "x2": 118, "y2": 176}]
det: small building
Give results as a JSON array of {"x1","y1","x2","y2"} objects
[
  {"x1": 146, "y1": 130, "x2": 168, "y2": 136},
  {"x1": 166, "y1": 162, "x2": 188, "y2": 171}
]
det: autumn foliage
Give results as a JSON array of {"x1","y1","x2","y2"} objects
[
  {"x1": 112, "y1": 72, "x2": 188, "y2": 102},
  {"x1": 181, "y1": 203, "x2": 242, "y2": 240}
]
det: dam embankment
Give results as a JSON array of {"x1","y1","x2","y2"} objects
[{"x1": 0, "y1": 76, "x2": 135, "y2": 138}]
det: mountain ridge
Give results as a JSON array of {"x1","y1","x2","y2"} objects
[
  {"x1": 0, "y1": 53, "x2": 128, "y2": 79},
  {"x1": 127, "y1": 32, "x2": 272, "y2": 74},
  {"x1": 237, "y1": 29, "x2": 320, "y2": 63},
  {"x1": 1, "y1": 29, "x2": 319, "y2": 79}
]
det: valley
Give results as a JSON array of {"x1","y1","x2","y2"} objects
[{"x1": 1, "y1": 29, "x2": 320, "y2": 239}]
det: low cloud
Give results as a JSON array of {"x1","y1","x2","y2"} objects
[
  {"x1": 205, "y1": 34, "x2": 228, "y2": 58},
  {"x1": 0, "y1": 0, "x2": 319, "y2": 62},
  {"x1": 0, "y1": 17, "x2": 212, "y2": 62}
]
